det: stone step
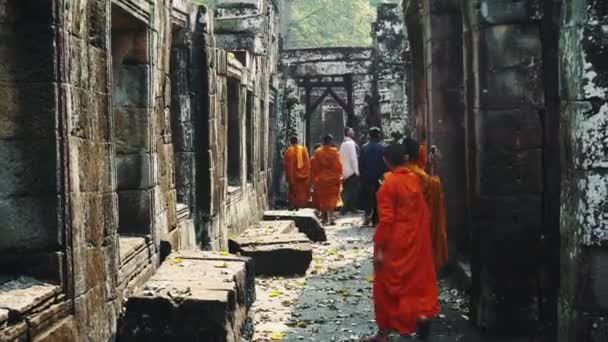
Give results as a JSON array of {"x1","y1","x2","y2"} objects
[
  {"x1": 263, "y1": 210, "x2": 327, "y2": 242},
  {"x1": 229, "y1": 233, "x2": 313, "y2": 276},
  {"x1": 118, "y1": 251, "x2": 254, "y2": 342}
]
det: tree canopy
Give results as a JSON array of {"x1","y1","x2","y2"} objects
[
  {"x1": 192, "y1": 0, "x2": 400, "y2": 49},
  {"x1": 286, "y1": 0, "x2": 376, "y2": 48}
]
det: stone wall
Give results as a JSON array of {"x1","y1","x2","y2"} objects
[
  {"x1": 404, "y1": 0, "x2": 608, "y2": 339},
  {"x1": 0, "y1": 0, "x2": 278, "y2": 340},
  {"x1": 559, "y1": 0, "x2": 608, "y2": 340},
  {"x1": 404, "y1": 0, "x2": 554, "y2": 336},
  {"x1": 372, "y1": 4, "x2": 410, "y2": 139},
  {"x1": 280, "y1": 47, "x2": 375, "y2": 147}
]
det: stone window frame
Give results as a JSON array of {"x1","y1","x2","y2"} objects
[
  {"x1": 226, "y1": 76, "x2": 244, "y2": 191},
  {"x1": 109, "y1": 3, "x2": 156, "y2": 263},
  {"x1": 169, "y1": 21, "x2": 194, "y2": 223}
]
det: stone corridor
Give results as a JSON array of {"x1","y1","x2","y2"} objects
[
  {"x1": 250, "y1": 215, "x2": 474, "y2": 342},
  {"x1": 0, "y1": 0, "x2": 607, "y2": 341}
]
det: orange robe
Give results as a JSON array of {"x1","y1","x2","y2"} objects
[
  {"x1": 284, "y1": 144, "x2": 311, "y2": 209},
  {"x1": 310, "y1": 146, "x2": 342, "y2": 212},
  {"x1": 406, "y1": 163, "x2": 448, "y2": 269},
  {"x1": 418, "y1": 143, "x2": 427, "y2": 170},
  {"x1": 373, "y1": 167, "x2": 439, "y2": 335}
]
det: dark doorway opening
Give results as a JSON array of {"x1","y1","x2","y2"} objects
[
  {"x1": 227, "y1": 78, "x2": 242, "y2": 188},
  {"x1": 111, "y1": 5, "x2": 152, "y2": 238}
]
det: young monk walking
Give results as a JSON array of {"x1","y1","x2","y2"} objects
[
  {"x1": 403, "y1": 137, "x2": 448, "y2": 270},
  {"x1": 366, "y1": 144, "x2": 439, "y2": 341},
  {"x1": 283, "y1": 137, "x2": 311, "y2": 210},
  {"x1": 311, "y1": 135, "x2": 343, "y2": 225}
]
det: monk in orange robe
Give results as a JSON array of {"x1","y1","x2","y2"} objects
[
  {"x1": 283, "y1": 137, "x2": 311, "y2": 210},
  {"x1": 367, "y1": 144, "x2": 439, "y2": 341},
  {"x1": 311, "y1": 135, "x2": 342, "y2": 225},
  {"x1": 404, "y1": 138, "x2": 448, "y2": 270}
]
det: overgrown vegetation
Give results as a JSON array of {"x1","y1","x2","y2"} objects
[
  {"x1": 191, "y1": 0, "x2": 399, "y2": 48},
  {"x1": 287, "y1": 0, "x2": 376, "y2": 48}
]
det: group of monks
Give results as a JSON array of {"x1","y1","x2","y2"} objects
[
  {"x1": 283, "y1": 131, "x2": 448, "y2": 341},
  {"x1": 283, "y1": 135, "x2": 344, "y2": 225}
]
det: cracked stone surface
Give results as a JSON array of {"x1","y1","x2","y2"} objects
[{"x1": 250, "y1": 215, "x2": 479, "y2": 342}]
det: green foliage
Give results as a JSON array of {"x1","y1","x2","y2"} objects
[
  {"x1": 192, "y1": 0, "x2": 216, "y2": 7},
  {"x1": 287, "y1": 0, "x2": 377, "y2": 48}
]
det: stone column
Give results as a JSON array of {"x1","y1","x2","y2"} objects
[
  {"x1": 462, "y1": 0, "x2": 545, "y2": 334},
  {"x1": 422, "y1": 0, "x2": 468, "y2": 257},
  {"x1": 559, "y1": 0, "x2": 608, "y2": 340}
]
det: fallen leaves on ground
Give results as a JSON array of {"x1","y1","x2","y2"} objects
[
  {"x1": 270, "y1": 332, "x2": 285, "y2": 340},
  {"x1": 268, "y1": 290, "x2": 283, "y2": 298}
]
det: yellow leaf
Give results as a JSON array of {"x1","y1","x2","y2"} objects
[
  {"x1": 268, "y1": 290, "x2": 283, "y2": 298},
  {"x1": 236, "y1": 252, "x2": 242, "y2": 257},
  {"x1": 326, "y1": 249, "x2": 337, "y2": 256},
  {"x1": 172, "y1": 258, "x2": 183, "y2": 264},
  {"x1": 270, "y1": 332, "x2": 285, "y2": 340},
  {"x1": 367, "y1": 275, "x2": 375, "y2": 282},
  {"x1": 214, "y1": 262, "x2": 228, "y2": 268},
  {"x1": 296, "y1": 321, "x2": 307, "y2": 328},
  {"x1": 219, "y1": 251, "x2": 229, "y2": 256}
]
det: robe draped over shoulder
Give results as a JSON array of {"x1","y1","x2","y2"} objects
[
  {"x1": 311, "y1": 146, "x2": 342, "y2": 212},
  {"x1": 373, "y1": 167, "x2": 439, "y2": 334},
  {"x1": 284, "y1": 145, "x2": 311, "y2": 208},
  {"x1": 406, "y1": 163, "x2": 448, "y2": 270}
]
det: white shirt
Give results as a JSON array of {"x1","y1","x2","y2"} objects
[{"x1": 340, "y1": 137, "x2": 359, "y2": 179}]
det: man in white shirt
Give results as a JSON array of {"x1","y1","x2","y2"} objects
[{"x1": 339, "y1": 127, "x2": 360, "y2": 214}]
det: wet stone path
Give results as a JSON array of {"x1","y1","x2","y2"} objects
[{"x1": 250, "y1": 215, "x2": 473, "y2": 342}]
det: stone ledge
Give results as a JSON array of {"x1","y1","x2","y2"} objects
[
  {"x1": 229, "y1": 232, "x2": 313, "y2": 276},
  {"x1": 0, "y1": 276, "x2": 65, "y2": 342},
  {"x1": 263, "y1": 210, "x2": 327, "y2": 242},
  {"x1": 118, "y1": 251, "x2": 255, "y2": 342}
]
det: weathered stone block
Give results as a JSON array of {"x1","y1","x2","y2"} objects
[
  {"x1": 229, "y1": 233, "x2": 312, "y2": 276},
  {"x1": 0, "y1": 139, "x2": 56, "y2": 195},
  {"x1": 0, "y1": 195, "x2": 60, "y2": 253},
  {"x1": 480, "y1": 24, "x2": 542, "y2": 71},
  {"x1": 0, "y1": 23, "x2": 57, "y2": 82},
  {"x1": 0, "y1": 82, "x2": 57, "y2": 139},
  {"x1": 263, "y1": 210, "x2": 327, "y2": 242},
  {"x1": 116, "y1": 153, "x2": 153, "y2": 190},
  {"x1": 117, "y1": 190, "x2": 152, "y2": 235},
  {"x1": 480, "y1": 148, "x2": 543, "y2": 195},
  {"x1": 113, "y1": 65, "x2": 150, "y2": 108},
  {"x1": 32, "y1": 317, "x2": 77, "y2": 342},
  {"x1": 481, "y1": 108, "x2": 542, "y2": 149},
  {"x1": 118, "y1": 251, "x2": 254, "y2": 342},
  {"x1": 563, "y1": 101, "x2": 608, "y2": 169},
  {"x1": 476, "y1": 0, "x2": 542, "y2": 25},
  {"x1": 216, "y1": 0, "x2": 261, "y2": 9},
  {"x1": 114, "y1": 107, "x2": 151, "y2": 154},
  {"x1": 479, "y1": 67, "x2": 544, "y2": 109}
]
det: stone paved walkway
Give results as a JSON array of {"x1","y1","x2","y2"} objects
[{"x1": 250, "y1": 215, "x2": 476, "y2": 342}]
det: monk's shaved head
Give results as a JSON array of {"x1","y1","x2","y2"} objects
[
  {"x1": 403, "y1": 137, "x2": 420, "y2": 162},
  {"x1": 384, "y1": 144, "x2": 406, "y2": 168},
  {"x1": 290, "y1": 136, "x2": 299, "y2": 145}
]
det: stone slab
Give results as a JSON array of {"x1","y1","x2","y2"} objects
[
  {"x1": 263, "y1": 210, "x2": 327, "y2": 242},
  {"x1": 118, "y1": 251, "x2": 254, "y2": 342},
  {"x1": 0, "y1": 276, "x2": 61, "y2": 315},
  {"x1": 238, "y1": 220, "x2": 296, "y2": 238},
  {"x1": 229, "y1": 233, "x2": 312, "y2": 276}
]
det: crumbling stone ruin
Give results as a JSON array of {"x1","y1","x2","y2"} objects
[
  {"x1": 0, "y1": 0, "x2": 607, "y2": 341},
  {"x1": 402, "y1": 0, "x2": 608, "y2": 341},
  {"x1": 0, "y1": 0, "x2": 278, "y2": 340}
]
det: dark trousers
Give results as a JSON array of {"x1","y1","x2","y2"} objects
[
  {"x1": 341, "y1": 175, "x2": 360, "y2": 214},
  {"x1": 361, "y1": 181, "x2": 380, "y2": 224}
]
